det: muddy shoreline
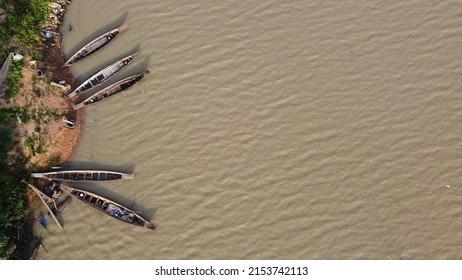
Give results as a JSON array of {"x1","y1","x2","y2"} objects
[
  {"x1": 0, "y1": 0, "x2": 82, "y2": 168},
  {"x1": 18, "y1": 0, "x2": 82, "y2": 259},
  {"x1": 40, "y1": 0, "x2": 82, "y2": 166}
]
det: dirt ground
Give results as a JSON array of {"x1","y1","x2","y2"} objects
[{"x1": 0, "y1": 34, "x2": 82, "y2": 169}]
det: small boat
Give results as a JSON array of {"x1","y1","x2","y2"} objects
[
  {"x1": 38, "y1": 216, "x2": 47, "y2": 229},
  {"x1": 63, "y1": 23, "x2": 128, "y2": 67},
  {"x1": 73, "y1": 70, "x2": 149, "y2": 110},
  {"x1": 31, "y1": 170, "x2": 134, "y2": 182},
  {"x1": 62, "y1": 185, "x2": 155, "y2": 231},
  {"x1": 66, "y1": 51, "x2": 140, "y2": 99},
  {"x1": 29, "y1": 236, "x2": 48, "y2": 260}
]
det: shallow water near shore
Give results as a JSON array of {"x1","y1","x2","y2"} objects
[{"x1": 36, "y1": 0, "x2": 462, "y2": 259}]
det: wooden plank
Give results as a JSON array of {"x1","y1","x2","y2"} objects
[
  {"x1": 22, "y1": 180, "x2": 63, "y2": 229},
  {"x1": 53, "y1": 199, "x2": 58, "y2": 211},
  {"x1": 21, "y1": 180, "x2": 53, "y2": 203}
]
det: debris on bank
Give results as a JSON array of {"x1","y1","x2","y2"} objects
[{"x1": 50, "y1": 81, "x2": 70, "y2": 90}]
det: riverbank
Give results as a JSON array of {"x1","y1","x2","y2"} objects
[
  {"x1": 0, "y1": 0, "x2": 80, "y2": 168},
  {"x1": 0, "y1": 0, "x2": 80, "y2": 259}
]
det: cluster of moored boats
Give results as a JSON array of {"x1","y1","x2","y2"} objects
[
  {"x1": 30, "y1": 170, "x2": 155, "y2": 231},
  {"x1": 64, "y1": 23, "x2": 149, "y2": 109},
  {"x1": 29, "y1": 22, "x2": 155, "y2": 233}
]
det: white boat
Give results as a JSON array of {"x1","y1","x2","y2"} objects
[
  {"x1": 67, "y1": 51, "x2": 140, "y2": 99},
  {"x1": 31, "y1": 170, "x2": 134, "y2": 182}
]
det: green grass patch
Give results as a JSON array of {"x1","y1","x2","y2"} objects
[
  {"x1": 0, "y1": 0, "x2": 51, "y2": 47},
  {"x1": 2, "y1": 59, "x2": 23, "y2": 100},
  {"x1": 0, "y1": 0, "x2": 53, "y2": 260},
  {"x1": 0, "y1": 125, "x2": 15, "y2": 169},
  {"x1": 0, "y1": 176, "x2": 27, "y2": 260},
  {"x1": 0, "y1": 106, "x2": 33, "y2": 259},
  {"x1": 0, "y1": 107, "x2": 30, "y2": 124}
]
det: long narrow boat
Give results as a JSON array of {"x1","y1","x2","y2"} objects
[
  {"x1": 66, "y1": 51, "x2": 140, "y2": 99},
  {"x1": 73, "y1": 70, "x2": 149, "y2": 110},
  {"x1": 63, "y1": 23, "x2": 128, "y2": 67},
  {"x1": 31, "y1": 170, "x2": 134, "y2": 182},
  {"x1": 62, "y1": 185, "x2": 155, "y2": 231}
]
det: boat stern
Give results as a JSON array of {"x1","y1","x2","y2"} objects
[
  {"x1": 31, "y1": 173, "x2": 46, "y2": 179},
  {"x1": 141, "y1": 69, "x2": 150, "y2": 77},
  {"x1": 66, "y1": 91, "x2": 78, "y2": 99},
  {"x1": 145, "y1": 222, "x2": 156, "y2": 231},
  {"x1": 121, "y1": 173, "x2": 135, "y2": 180},
  {"x1": 73, "y1": 103, "x2": 84, "y2": 110},
  {"x1": 118, "y1": 22, "x2": 128, "y2": 32}
]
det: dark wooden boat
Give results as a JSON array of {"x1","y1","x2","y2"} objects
[
  {"x1": 31, "y1": 170, "x2": 134, "y2": 182},
  {"x1": 73, "y1": 70, "x2": 149, "y2": 110},
  {"x1": 29, "y1": 236, "x2": 48, "y2": 260},
  {"x1": 67, "y1": 51, "x2": 140, "y2": 99},
  {"x1": 63, "y1": 23, "x2": 128, "y2": 67},
  {"x1": 62, "y1": 185, "x2": 155, "y2": 231}
]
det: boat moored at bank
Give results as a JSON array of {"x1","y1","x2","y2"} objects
[
  {"x1": 73, "y1": 70, "x2": 149, "y2": 110},
  {"x1": 62, "y1": 185, "x2": 155, "y2": 231},
  {"x1": 63, "y1": 23, "x2": 128, "y2": 67},
  {"x1": 67, "y1": 51, "x2": 140, "y2": 99},
  {"x1": 31, "y1": 170, "x2": 134, "y2": 182}
]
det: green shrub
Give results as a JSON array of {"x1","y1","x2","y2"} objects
[
  {"x1": 0, "y1": 107, "x2": 18, "y2": 123},
  {"x1": 3, "y1": 59, "x2": 24, "y2": 99},
  {"x1": 24, "y1": 135, "x2": 37, "y2": 149},
  {"x1": 0, "y1": 125, "x2": 14, "y2": 169},
  {"x1": 0, "y1": 106, "x2": 30, "y2": 124},
  {"x1": 0, "y1": 0, "x2": 51, "y2": 46},
  {"x1": 0, "y1": 176, "x2": 27, "y2": 259},
  {"x1": 0, "y1": 0, "x2": 52, "y2": 260}
]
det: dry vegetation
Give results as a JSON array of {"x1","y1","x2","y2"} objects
[
  {"x1": 0, "y1": 40, "x2": 81, "y2": 169},
  {"x1": 0, "y1": 0, "x2": 78, "y2": 259}
]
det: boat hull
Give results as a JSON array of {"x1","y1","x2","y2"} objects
[
  {"x1": 63, "y1": 23, "x2": 128, "y2": 67},
  {"x1": 73, "y1": 70, "x2": 149, "y2": 110},
  {"x1": 31, "y1": 170, "x2": 134, "y2": 182},
  {"x1": 63, "y1": 185, "x2": 155, "y2": 231},
  {"x1": 67, "y1": 51, "x2": 140, "y2": 99}
]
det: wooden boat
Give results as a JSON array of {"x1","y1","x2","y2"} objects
[
  {"x1": 66, "y1": 51, "x2": 140, "y2": 99},
  {"x1": 31, "y1": 170, "x2": 134, "y2": 182},
  {"x1": 73, "y1": 70, "x2": 149, "y2": 110},
  {"x1": 29, "y1": 236, "x2": 48, "y2": 260},
  {"x1": 63, "y1": 23, "x2": 128, "y2": 67},
  {"x1": 62, "y1": 185, "x2": 155, "y2": 231}
]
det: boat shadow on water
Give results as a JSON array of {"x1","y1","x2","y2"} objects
[
  {"x1": 63, "y1": 12, "x2": 128, "y2": 59},
  {"x1": 60, "y1": 161, "x2": 135, "y2": 174}
]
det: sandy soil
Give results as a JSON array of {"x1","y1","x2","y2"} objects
[{"x1": 0, "y1": 13, "x2": 81, "y2": 169}]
